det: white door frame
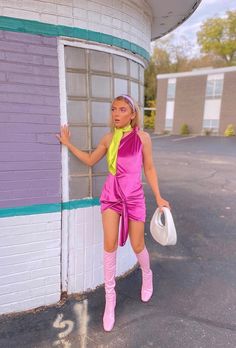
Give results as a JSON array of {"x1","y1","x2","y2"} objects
[{"x1": 57, "y1": 37, "x2": 145, "y2": 292}]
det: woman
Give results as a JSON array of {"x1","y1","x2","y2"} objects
[{"x1": 56, "y1": 95, "x2": 170, "y2": 332}]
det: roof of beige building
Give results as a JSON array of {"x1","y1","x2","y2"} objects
[{"x1": 157, "y1": 66, "x2": 236, "y2": 79}]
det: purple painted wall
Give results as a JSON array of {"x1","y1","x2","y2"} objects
[{"x1": 0, "y1": 30, "x2": 61, "y2": 208}]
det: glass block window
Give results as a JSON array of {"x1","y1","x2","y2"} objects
[
  {"x1": 67, "y1": 100, "x2": 88, "y2": 124},
  {"x1": 92, "y1": 127, "x2": 110, "y2": 148},
  {"x1": 113, "y1": 55, "x2": 128, "y2": 75},
  {"x1": 140, "y1": 85, "x2": 144, "y2": 105},
  {"x1": 139, "y1": 66, "x2": 144, "y2": 84},
  {"x1": 65, "y1": 47, "x2": 86, "y2": 69},
  {"x1": 130, "y1": 82, "x2": 139, "y2": 102},
  {"x1": 66, "y1": 73, "x2": 87, "y2": 97},
  {"x1": 114, "y1": 78, "x2": 128, "y2": 97},
  {"x1": 64, "y1": 46, "x2": 144, "y2": 199},
  {"x1": 91, "y1": 102, "x2": 111, "y2": 124},
  {"x1": 167, "y1": 78, "x2": 176, "y2": 100},
  {"x1": 91, "y1": 75, "x2": 112, "y2": 98},
  {"x1": 130, "y1": 60, "x2": 139, "y2": 79},
  {"x1": 89, "y1": 51, "x2": 110, "y2": 72}
]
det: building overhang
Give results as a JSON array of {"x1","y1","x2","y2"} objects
[{"x1": 147, "y1": 0, "x2": 202, "y2": 40}]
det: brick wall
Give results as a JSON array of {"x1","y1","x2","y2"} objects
[
  {"x1": 0, "y1": 212, "x2": 61, "y2": 315},
  {"x1": 0, "y1": 30, "x2": 61, "y2": 209},
  {"x1": 219, "y1": 71, "x2": 236, "y2": 135},
  {"x1": 155, "y1": 79, "x2": 168, "y2": 134},
  {"x1": 0, "y1": 0, "x2": 152, "y2": 53},
  {"x1": 173, "y1": 76, "x2": 206, "y2": 134},
  {"x1": 0, "y1": 206, "x2": 137, "y2": 315}
]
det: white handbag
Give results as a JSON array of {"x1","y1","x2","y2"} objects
[{"x1": 150, "y1": 207, "x2": 177, "y2": 246}]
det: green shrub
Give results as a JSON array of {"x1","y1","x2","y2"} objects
[
  {"x1": 144, "y1": 114, "x2": 155, "y2": 128},
  {"x1": 204, "y1": 128, "x2": 212, "y2": 136},
  {"x1": 180, "y1": 123, "x2": 190, "y2": 135},
  {"x1": 224, "y1": 124, "x2": 235, "y2": 136},
  {"x1": 163, "y1": 130, "x2": 170, "y2": 135},
  {"x1": 144, "y1": 100, "x2": 156, "y2": 129}
]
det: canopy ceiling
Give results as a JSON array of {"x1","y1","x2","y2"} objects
[{"x1": 146, "y1": 0, "x2": 202, "y2": 40}]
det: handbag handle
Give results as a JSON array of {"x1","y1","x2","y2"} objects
[{"x1": 155, "y1": 209, "x2": 165, "y2": 228}]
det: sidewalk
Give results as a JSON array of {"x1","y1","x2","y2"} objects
[{"x1": 1, "y1": 136, "x2": 236, "y2": 348}]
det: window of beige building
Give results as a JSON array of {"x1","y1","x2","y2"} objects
[
  {"x1": 164, "y1": 78, "x2": 176, "y2": 130},
  {"x1": 167, "y1": 78, "x2": 176, "y2": 100},
  {"x1": 165, "y1": 100, "x2": 174, "y2": 130},
  {"x1": 203, "y1": 74, "x2": 224, "y2": 132},
  {"x1": 206, "y1": 74, "x2": 224, "y2": 98}
]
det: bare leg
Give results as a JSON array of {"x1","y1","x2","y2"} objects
[
  {"x1": 128, "y1": 220, "x2": 145, "y2": 254},
  {"x1": 102, "y1": 208, "x2": 120, "y2": 252}
]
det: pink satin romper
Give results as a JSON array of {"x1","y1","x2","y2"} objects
[{"x1": 100, "y1": 126, "x2": 146, "y2": 246}]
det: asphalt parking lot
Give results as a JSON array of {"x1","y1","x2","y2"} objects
[{"x1": 0, "y1": 134, "x2": 236, "y2": 348}]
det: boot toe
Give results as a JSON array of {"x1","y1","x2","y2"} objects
[
  {"x1": 103, "y1": 311, "x2": 115, "y2": 331},
  {"x1": 141, "y1": 270, "x2": 153, "y2": 302},
  {"x1": 141, "y1": 289, "x2": 153, "y2": 302},
  {"x1": 103, "y1": 318, "x2": 115, "y2": 331},
  {"x1": 103, "y1": 296, "x2": 116, "y2": 332}
]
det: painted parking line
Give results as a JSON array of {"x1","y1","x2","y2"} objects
[
  {"x1": 150, "y1": 134, "x2": 172, "y2": 139},
  {"x1": 172, "y1": 135, "x2": 198, "y2": 142}
]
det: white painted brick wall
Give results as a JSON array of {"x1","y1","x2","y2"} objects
[
  {"x1": 68, "y1": 205, "x2": 137, "y2": 294},
  {"x1": 0, "y1": 212, "x2": 61, "y2": 315},
  {"x1": 57, "y1": 15, "x2": 73, "y2": 26},
  {"x1": 73, "y1": 8, "x2": 87, "y2": 20},
  {"x1": 0, "y1": 0, "x2": 152, "y2": 53},
  {"x1": 40, "y1": 13, "x2": 57, "y2": 25},
  {"x1": 0, "y1": 205, "x2": 137, "y2": 315},
  {"x1": 73, "y1": 18, "x2": 87, "y2": 30},
  {"x1": 57, "y1": 4, "x2": 73, "y2": 17}
]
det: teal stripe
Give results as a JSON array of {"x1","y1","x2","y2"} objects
[
  {"x1": 0, "y1": 16, "x2": 150, "y2": 61},
  {"x1": 0, "y1": 198, "x2": 100, "y2": 218},
  {"x1": 62, "y1": 197, "x2": 100, "y2": 210}
]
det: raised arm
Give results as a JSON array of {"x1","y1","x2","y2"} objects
[
  {"x1": 56, "y1": 124, "x2": 110, "y2": 166},
  {"x1": 141, "y1": 132, "x2": 170, "y2": 210}
]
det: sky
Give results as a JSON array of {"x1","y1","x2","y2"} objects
[{"x1": 152, "y1": 0, "x2": 236, "y2": 57}]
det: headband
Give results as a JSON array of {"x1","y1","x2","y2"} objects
[{"x1": 121, "y1": 94, "x2": 135, "y2": 112}]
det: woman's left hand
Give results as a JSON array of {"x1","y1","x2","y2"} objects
[{"x1": 156, "y1": 197, "x2": 171, "y2": 212}]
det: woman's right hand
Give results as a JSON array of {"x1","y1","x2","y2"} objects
[{"x1": 56, "y1": 124, "x2": 71, "y2": 146}]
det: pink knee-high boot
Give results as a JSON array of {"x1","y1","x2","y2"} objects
[
  {"x1": 136, "y1": 246, "x2": 153, "y2": 302},
  {"x1": 103, "y1": 250, "x2": 117, "y2": 331}
]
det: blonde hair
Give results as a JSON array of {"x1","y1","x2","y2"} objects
[{"x1": 109, "y1": 95, "x2": 141, "y2": 130}]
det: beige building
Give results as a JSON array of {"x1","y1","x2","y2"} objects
[{"x1": 155, "y1": 66, "x2": 236, "y2": 135}]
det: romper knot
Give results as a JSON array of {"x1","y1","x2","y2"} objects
[{"x1": 119, "y1": 198, "x2": 129, "y2": 246}]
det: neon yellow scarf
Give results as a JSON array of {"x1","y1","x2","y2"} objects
[{"x1": 107, "y1": 125, "x2": 132, "y2": 175}]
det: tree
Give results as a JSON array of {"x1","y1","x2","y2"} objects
[
  {"x1": 144, "y1": 59, "x2": 157, "y2": 102},
  {"x1": 145, "y1": 11, "x2": 236, "y2": 104},
  {"x1": 145, "y1": 35, "x2": 192, "y2": 103},
  {"x1": 197, "y1": 10, "x2": 236, "y2": 65},
  {"x1": 144, "y1": 46, "x2": 172, "y2": 102}
]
